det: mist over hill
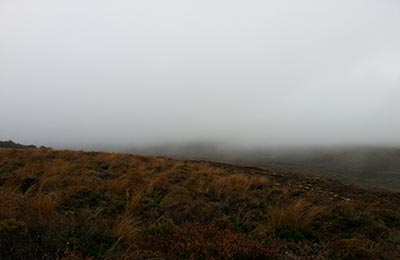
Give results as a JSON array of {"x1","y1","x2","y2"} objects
[
  {"x1": 1, "y1": 0, "x2": 400, "y2": 259},
  {"x1": 1, "y1": 0, "x2": 400, "y2": 149},
  {"x1": 2, "y1": 138, "x2": 399, "y2": 191},
  {"x1": 126, "y1": 142, "x2": 400, "y2": 191}
]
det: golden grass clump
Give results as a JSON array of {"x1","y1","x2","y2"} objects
[
  {"x1": 266, "y1": 199, "x2": 325, "y2": 232},
  {"x1": 145, "y1": 174, "x2": 169, "y2": 194},
  {"x1": 113, "y1": 214, "x2": 141, "y2": 242},
  {"x1": 248, "y1": 175, "x2": 273, "y2": 189},
  {"x1": 28, "y1": 193, "x2": 60, "y2": 218},
  {"x1": 125, "y1": 192, "x2": 144, "y2": 215},
  {"x1": 214, "y1": 175, "x2": 253, "y2": 198}
]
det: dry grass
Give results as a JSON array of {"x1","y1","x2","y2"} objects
[
  {"x1": 113, "y1": 214, "x2": 141, "y2": 242},
  {"x1": 215, "y1": 175, "x2": 251, "y2": 197},
  {"x1": 125, "y1": 192, "x2": 144, "y2": 214},
  {"x1": 0, "y1": 148, "x2": 399, "y2": 260},
  {"x1": 0, "y1": 187, "x2": 20, "y2": 218},
  {"x1": 28, "y1": 193, "x2": 60, "y2": 218},
  {"x1": 265, "y1": 199, "x2": 326, "y2": 232},
  {"x1": 248, "y1": 175, "x2": 273, "y2": 188}
]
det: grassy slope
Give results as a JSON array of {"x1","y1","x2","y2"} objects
[
  {"x1": 129, "y1": 144, "x2": 400, "y2": 191},
  {"x1": 0, "y1": 148, "x2": 400, "y2": 260}
]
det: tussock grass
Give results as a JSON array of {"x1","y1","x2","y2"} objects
[
  {"x1": 266, "y1": 199, "x2": 325, "y2": 232},
  {"x1": 113, "y1": 214, "x2": 141, "y2": 242},
  {"x1": 0, "y1": 148, "x2": 399, "y2": 260}
]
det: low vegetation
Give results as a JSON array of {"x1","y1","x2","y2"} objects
[{"x1": 0, "y1": 148, "x2": 399, "y2": 259}]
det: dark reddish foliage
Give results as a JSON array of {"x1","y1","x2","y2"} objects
[{"x1": 142, "y1": 223, "x2": 274, "y2": 260}]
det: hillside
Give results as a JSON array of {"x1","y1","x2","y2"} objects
[
  {"x1": 129, "y1": 143, "x2": 400, "y2": 191},
  {"x1": 0, "y1": 140, "x2": 38, "y2": 149},
  {"x1": 0, "y1": 148, "x2": 400, "y2": 260}
]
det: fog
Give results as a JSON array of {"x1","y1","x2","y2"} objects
[{"x1": 1, "y1": 0, "x2": 400, "y2": 149}]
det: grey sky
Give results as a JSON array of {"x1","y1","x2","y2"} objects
[{"x1": 1, "y1": 0, "x2": 400, "y2": 149}]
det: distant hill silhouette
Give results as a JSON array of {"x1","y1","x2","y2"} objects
[{"x1": 0, "y1": 140, "x2": 45, "y2": 149}]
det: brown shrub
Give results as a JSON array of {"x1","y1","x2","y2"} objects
[
  {"x1": 0, "y1": 218, "x2": 29, "y2": 259},
  {"x1": 142, "y1": 223, "x2": 274, "y2": 260}
]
